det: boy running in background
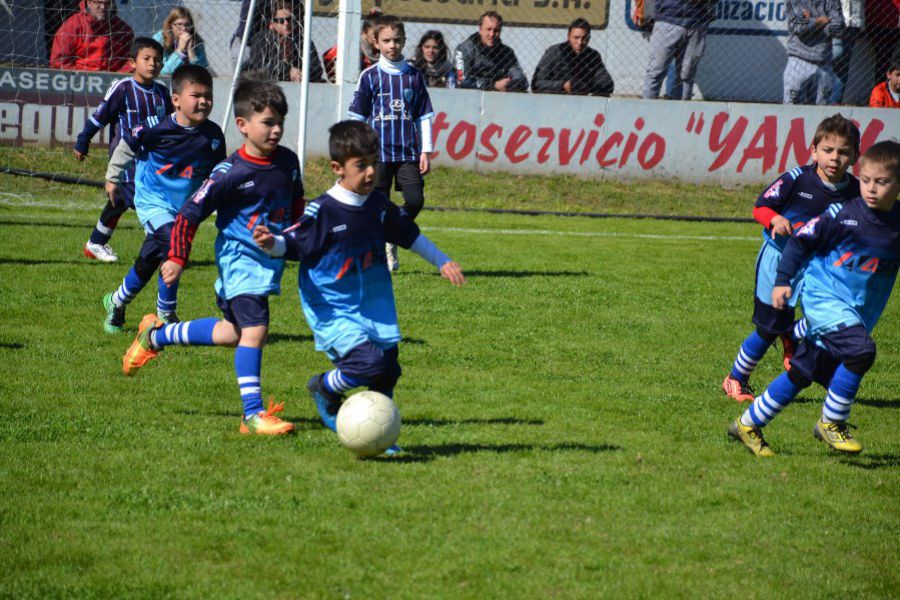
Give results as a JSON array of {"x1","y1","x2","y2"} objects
[
  {"x1": 729, "y1": 141, "x2": 900, "y2": 456},
  {"x1": 103, "y1": 65, "x2": 226, "y2": 332},
  {"x1": 722, "y1": 114, "x2": 860, "y2": 402},
  {"x1": 348, "y1": 15, "x2": 435, "y2": 272},
  {"x1": 122, "y1": 78, "x2": 304, "y2": 436},
  {"x1": 253, "y1": 120, "x2": 464, "y2": 452},
  {"x1": 74, "y1": 37, "x2": 173, "y2": 263}
]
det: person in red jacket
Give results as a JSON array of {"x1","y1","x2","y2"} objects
[
  {"x1": 50, "y1": 0, "x2": 134, "y2": 72},
  {"x1": 869, "y1": 50, "x2": 900, "y2": 108}
]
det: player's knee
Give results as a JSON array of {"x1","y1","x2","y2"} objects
[
  {"x1": 402, "y1": 189, "x2": 424, "y2": 219},
  {"x1": 370, "y1": 359, "x2": 401, "y2": 392},
  {"x1": 787, "y1": 368, "x2": 812, "y2": 389},
  {"x1": 755, "y1": 327, "x2": 778, "y2": 344},
  {"x1": 844, "y1": 351, "x2": 876, "y2": 376},
  {"x1": 133, "y1": 255, "x2": 160, "y2": 281}
]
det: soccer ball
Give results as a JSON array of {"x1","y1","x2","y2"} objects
[{"x1": 336, "y1": 391, "x2": 401, "y2": 457}]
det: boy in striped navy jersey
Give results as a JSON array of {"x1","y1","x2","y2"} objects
[
  {"x1": 102, "y1": 65, "x2": 226, "y2": 333},
  {"x1": 74, "y1": 37, "x2": 173, "y2": 263},
  {"x1": 729, "y1": 141, "x2": 900, "y2": 456},
  {"x1": 722, "y1": 114, "x2": 860, "y2": 402},
  {"x1": 122, "y1": 78, "x2": 304, "y2": 436},
  {"x1": 348, "y1": 15, "x2": 435, "y2": 272}
]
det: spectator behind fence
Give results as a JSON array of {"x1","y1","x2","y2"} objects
[
  {"x1": 829, "y1": 0, "x2": 863, "y2": 103},
  {"x1": 323, "y1": 8, "x2": 382, "y2": 82},
  {"x1": 410, "y1": 31, "x2": 456, "y2": 88},
  {"x1": 864, "y1": 0, "x2": 900, "y2": 89},
  {"x1": 50, "y1": 0, "x2": 133, "y2": 72},
  {"x1": 153, "y1": 7, "x2": 209, "y2": 76},
  {"x1": 641, "y1": 0, "x2": 717, "y2": 100},
  {"x1": 783, "y1": 0, "x2": 844, "y2": 105},
  {"x1": 454, "y1": 11, "x2": 527, "y2": 92},
  {"x1": 532, "y1": 19, "x2": 614, "y2": 96},
  {"x1": 869, "y1": 48, "x2": 900, "y2": 108},
  {"x1": 248, "y1": 0, "x2": 324, "y2": 83}
]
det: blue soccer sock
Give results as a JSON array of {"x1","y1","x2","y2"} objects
[
  {"x1": 741, "y1": 372, "x2": 799, "y2": 427},
  {"x1": 792, "y1": 318, "x2": 807, "y2": 342},
  {"x1": 111, "y1": 267, "x2": 149, "y2": 307},
  {"x1": 150, "y1": 317, "x2": 218, "y2": 349},
  {"x1": 822, "y1": 364, "x2": 863, "y2": 423},
  {"x1": 729, "y1": 331, "x2": 773, "y2": 382},
  {"x1": 156, "y1": 272, "x2": 179, "y2": 315},
  {"x1": 235, "y1": 346, "x2": 264, "y2": 417},
  {"x1": 323, "y1": 369, "x2": 365, "y2": 395}
]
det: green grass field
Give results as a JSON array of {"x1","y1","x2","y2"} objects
[{"x1": 0, "y1": 155, "x2": 898, "y2": 598}]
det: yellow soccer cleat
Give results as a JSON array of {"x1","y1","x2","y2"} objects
[
  {"x1": 813, "y1": 419, "x2": 862, "y2": 454},
  {"x1": 728, "y1": 418, "x2": 775, "y2": 457},
  {"x1": 123, "y1": 314, "x2": 163, "y2": 376},
  {"x1": 240, "y1": 399, "x2": 296, "y2": 435}
]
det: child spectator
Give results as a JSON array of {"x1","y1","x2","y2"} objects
[
  {"x1": 348, "y1": 15, "x2": 435, "y2": 271},
  {"x1": 783, "y1": 0, "x2": 844, "y2": 104},
  {"x1": 869, "y1": 48, "x2": 900, "y2": 108},
  {"x1": 454, "y1": 11, "x2": 528, "y2": 92},
  {"x1": 122, "y1": 78, "x2": 305, "y2": 437},
  {"x1": 722, "y1": 114, "x2": 860, "y2": 402},
  {"x1": 247, "y1": 0, "x2": 324, "y2": 83},
  {"x1": 50, "y1": 0, "x2": 133, "y2": 72},
  {"x1": 102, "y1": 65, "x2": 226, "y2": 332},
  {"x1": 532, "y1": 18, "x2": 614, "y2": 96},
  {"x1": 253, "y1": 120, "x2": 465, "y2": 454},
  {"x1": 153, "y1": 7, "x2": 209, "y2": 76},
  {"x1": 322, "y1": 8, "x2": 382, "y2": 82},
  {"x1": 74, "y1": 37, "x2": 172, "y2": 263},
  {"x1": 409, "y1": 30, "x2": 456, "y2": 88},
  {"x1": 728, "y1": 140, "x2": 900, "y2": 456}
]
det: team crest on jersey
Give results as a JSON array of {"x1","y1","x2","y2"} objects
[
  {"x1": 763, "y1": 179, "x2": 783, "y2": 199},
  {"x1": 130, "y1": 124, "x2": 144, "y2": 137},
  {"x1": 402, "y1": 89, "x2": 413, "y2": 103},
  {"x1": 390, "y1": 99, "x2": 404, "y2": 112},
  {"x1": 211, "y1": 139, "x2": 221, "y2": 151},
  {"x1": 796, "y1": 216, "x2": 819, "y2": 236}
]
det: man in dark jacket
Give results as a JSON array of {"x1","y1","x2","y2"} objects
[
  {"x1": 454, "y1": 11, "x2": 527, "y2": 92},
  {"x1": 532, "y1": 18, "x2": 614, "y2": 96}
]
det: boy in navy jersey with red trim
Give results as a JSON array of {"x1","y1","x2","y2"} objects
[
  {"x1": 253, "y1": 120, "x2": 465, "y2": 454},
  {"x1": 722, "y1": 114, "x2": 860, "y2": 402},
  {"x1": 75, "y1": 37, "x2": 173, "y2": 263},
  {"x1": 101, "y1": 65, "x2": 226, "y2": 334},
  {"x1": 729, "y1": 141, "x2": 900, "y2": 456},
  {"x1": 348, "y1": 15, "x2": 435, "y2": 272},
  {"x1": 123, "y1": 78, "x2": 304, "y2": 437}
]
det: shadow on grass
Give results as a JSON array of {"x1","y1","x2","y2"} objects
[
  {"x1": 0, "y1": 256, "x2": 216, "y2": 268},
  {"x1": 403, "y1": 417, "x2": 543, "y2": 426},
  {"x1": 464, "y1": 269, "x2": 590, "y2": 278},
  {"x1": 855, "y1": 398, "x2": 900, "y2": 409},
  {"x1": 366, "y1": 442, "x2": 623, "y2": 463},
  {"x1": 267, "y1": 332, "x2": 315, "y2": 344},
  {"x1": 0, "y1": 341, "x2": 24, "y2": 349},
  {"x1": 840, "y1": 453, "x2": 900, "y2": 470}
]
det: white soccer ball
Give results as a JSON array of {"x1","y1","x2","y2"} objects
[{"x1": 336, "y1": 391, "x2": 401, "y2": 457}]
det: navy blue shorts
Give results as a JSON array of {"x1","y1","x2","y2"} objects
[
  {"x1": 790, "y1": 324, "x2": 876, "y2": 387},
  {"x1": 752, "y1": 297, "x2": 796, "y2": 337},
  {"x1": 138, "y1": 221, "x2": 174, "y2": 266},
  {"x1": 216, "y1": 294, "x2": 270, "y2": 328},
  {"x1": 332, "y1": 342, "x2": 401, "y2": 391},
  {"x1": 119, "y1": 181, "x2": 136, "y2": 209}
]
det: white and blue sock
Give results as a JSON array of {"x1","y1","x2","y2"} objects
[
  {"x1": 111, "y1": 267, "x2": 148, "y2": 307},
  {"x1": 741, "y1": 372, "x2": 799, "y2": 427},
  {"x1": 791, "y1": 318, "x2": 807, "y2": 342},
  {"x1": 150, "y1": 317, "x2": 218, "y2": 349},
  {"x1": 323, "y1": 369, "x2": 364, "y2": 395},
  {"x1": 730, "y1": 332, "x2": 772, "y2": 382},
  {"x1": 156, "y1": 272, "x2": 179, "y2": 316},
  {"x1": 235, "y1": 346, "x2": 264, "y2": 417},
  {"x1": 822, "y1": 365, "x2": 862, "y2": 423}
]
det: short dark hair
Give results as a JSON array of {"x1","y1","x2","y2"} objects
[
  {"x1": 890, "y1": 46, "x2": 900, "y2": 72},
  {"x1": 171, "y1": 64, "x2": 213, "y2": 94},
  {"x1": 374, "y1": 14, "x2": 405, "y2": 40},
  {"x1": 479, "y1": 11, "x2": 503, "y2": 27},
  {"x1": 131, "y1": 37, "x2": 163, "y2": 60},
  {"x1": 568, "y1": 18, "x2": 591, "y2": 33},
  {"x1": 813, "y1": 113, "x2": 860, "y2": 159},
  {"x1": 233, "y1": 77, "x2": 288, "y2": 119},
  {"x1": 860, "y1": 140, "x2": 900, "y2": 179},
  {"x1": 329, "y1": 120, "x2": 379, "y2": 163}
]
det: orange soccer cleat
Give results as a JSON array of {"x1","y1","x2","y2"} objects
[
  {"x1": 240, "y1": 399, "x2": 296, "y2": 435},
  {"x1": 123, "y1": 314, "x2": 163, "y2": 376}
]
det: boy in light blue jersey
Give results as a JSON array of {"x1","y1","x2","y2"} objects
[
  {"x1": 123, "y1": 78, "x2": 304, "y2": 436},
  {"x1": 729, "y1": 141, "x2": 900, "y2": 457},
  {"x1": 253, "y1": 120, "x2": 465, "y2": 454},
  {"x1": 102, "y1": 64, "x2": 225, "y2": 333}
]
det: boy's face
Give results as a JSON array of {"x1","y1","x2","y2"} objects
[
  {"x1": 811, "y1": 134, "x2": 856, "y2": 183},
  {"x1": 172, "y1": 81, "x2": 212, "y2": 126},
  {"x1": 131, "y1": 48, "x2": 162, "y2": 83},
  {"x1": 269, "y1": 8, "x2": 294, "y2": 38},
  {"x1": 333, "y1": 153, "x2": 377, "y2": 195},
  {"x1": 887, "y1": 68, "x2": 900, "y2": 94},
  {"x1": 859, "y1": 161, "x2": 899, "y2": 212},
  {"x1": 237, "y1": 106, "x2": 284, "y2": 156},
  {"x1": 375, "y1": 27, "x2": 405, "y2": 62}
]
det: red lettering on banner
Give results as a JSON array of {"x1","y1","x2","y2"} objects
[
  {"x1": 595, "y1": 132, "x2": 623, "y2": 168},
  {"x1": 707, "y1": 112, "x2": 748, "y2": 171},
  {"x1": 505, "y1": 125, "x2": 532, "y2": 164},
  {"x1": 638, "y1": 133, "x2": 665, "y2": 169},
  {"x1": 536, "y1": 127, "x2": 554, "y2": 164},
  {"x1": 580, "y1": 114, "x2": 604, "y2": 165},
  {"x1": 446, "y1": 120, "x2": 476, "y2": 160},
  {"x1": 619, "y1": 118, "x2": 643, "y2": 167},
  {"x1": 737, "y1": 116, "x2": 777, "y2": 173},
  {"x1": 778, "y1": 117, "x2": 809, "y2": 173},
  {"x1": 559, "y1": 128, "x2": 585, "y2": 166},
  {"x1": 431, "y1": 111, "x2": 450, "y2": 159},
  {"x1": 476, "y1": 123, "x2": 502, "y2": 163}
]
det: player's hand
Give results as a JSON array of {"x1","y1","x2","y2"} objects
[
  {"x1": 563, "y1": 80, "x2": 573, "y2": 94},
  {"x1": 815, "y1": 15, "x2": 829, "y2": 26},
  {"x1": 73, "y1": 149, "x2": 86, "y2": 161},
  {"x1": 253, "y1": 224, "x2": 275, "y2": 249},
  {"x1": 772, "y1": 285, "x2": 792, "y2": 310},
  {"x1": 419, "y1": 152, "x2": 431, "y2": 175},
  {"x1": 105, "y1": 181, "x2": 121, "y2": 206},
  {"x1": 495, "y1": 77, "x2": 511, "y2": 92},
  {"x1": 440, "y1": 261, "x2": 466, "y2": 287},
  {"x1": 160, "y1": 260, "x2": 184, "y2": 285},
  {"x1": 770, "y1": 215, "x2": 793, "y2": 238}
]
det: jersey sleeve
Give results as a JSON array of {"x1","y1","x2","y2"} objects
[
  {"x1": 348, "y1": 74, "x2": 373, "y2": 120},
  {"x1": 755, "y1": 170, "x2": 800, "y2": 213},
  {"x1": 775, "y1": 207, "x2": 842, "y2": 285},
  {"x1": 168, "y1": 164, "x2": 234, "y2": 265},
  {"x1": 75, "y1": 81, "x2": 126, "y2": 153},
  {"x1": 382, "y1": 199, "x2": 421, "y2": 248},
  {"x1": 282, "y1": 203, "x2": 327, "y2": 261},
  {"x1": 413, "y1": 72, "x2": 435, "y2": 120}
]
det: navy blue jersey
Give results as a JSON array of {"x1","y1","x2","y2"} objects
[
  {"x1": 755, "y1": 163, "x2": 860, "y2": 251},
  {"x1": 348, "y1": 60, "x2": 435, "y2": 163},
  {"x1": 280, "y1": 184, "x2": 421, "y2": 356},
  {"x1": 126, "y1": 114, "x2": 227, "y2": 230},
  {"x1": 76, "y1": 77, "x2": 172, "y2": 183},
  {"x1": 170, "y1": 146, "x2": 304, "y2": 300},
  {"x1": 776, "y1": 199, "x2": 900, "y2": 337}
]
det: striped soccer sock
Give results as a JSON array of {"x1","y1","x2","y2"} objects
[
  {"x1": 89, "y1": 216, "x2": 119, "y2": 245},
  {"x1": 792, "y1": 318, "x2": 807, "y2": 342},
  {"x1": 323, "y1": 369, "x2": 365, "y2": 395},
  {"x1": 822, "y1": 364, "x2": 862, "y2": 423},
  {"x1": 741, "y1": 372, "x2": 799, "y2": 427},
  {"x1": 235, "y1": 346, "x2": 264, "y2": 417},
  {"x1": 729, "y1": 331, "x2": 773, "y2": 383},
  {"x1": 111, "y1": 267, "x2": 149, "y2": 307},
  {"x1": 156, "y1": 272, "x2": 179, "y2": 316},
  {"x1": 150, "y1": 317, "x2": 218, "y2": 349}
]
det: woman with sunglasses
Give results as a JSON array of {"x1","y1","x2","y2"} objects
[
  {"x1": 247, "y1": 0, "x2": 324, "y2": 83},
  {"x1": 154, "y1": 7, "x2": 209, "y2": 75}
]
